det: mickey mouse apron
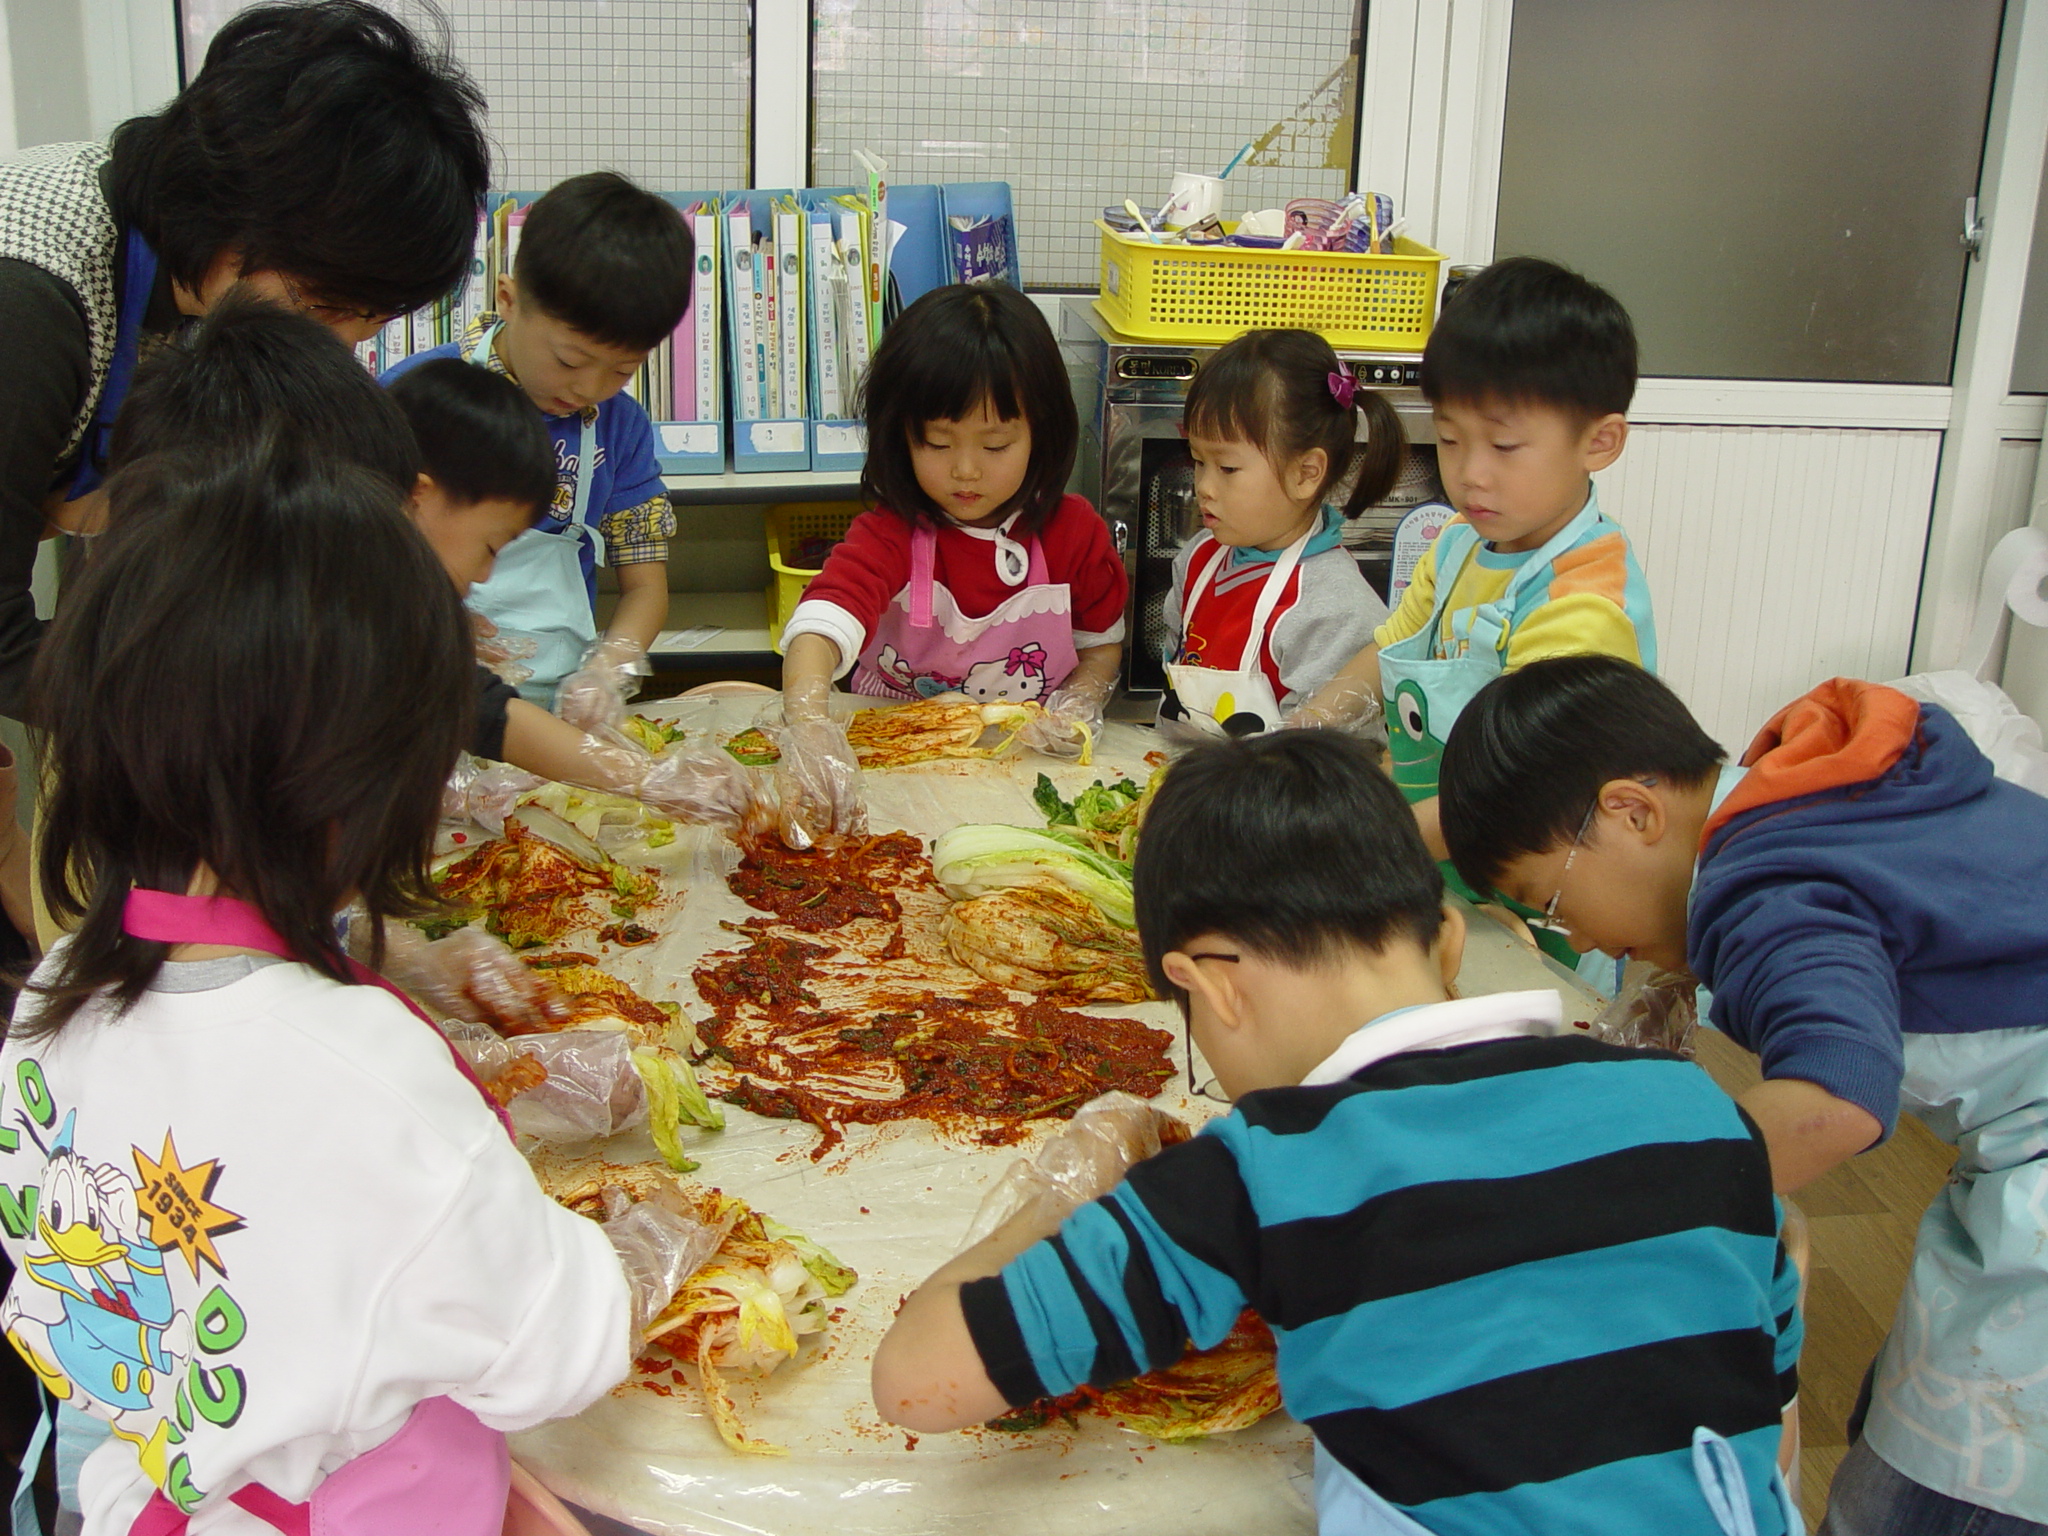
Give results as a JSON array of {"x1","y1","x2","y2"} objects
[
  {"x1": 1159, "y1": 526, "x2": 1311, "y2": 738},
  {"x1": 462, "y1": 326, "x2": 601, "y2": 706},
  {"x1": 850, "y1": 521, "x2": 1079, "y2": 705}
]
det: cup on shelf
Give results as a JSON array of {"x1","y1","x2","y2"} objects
[{"x1": 1161, "y1": 173, "x2": 1224, "y2": 230}]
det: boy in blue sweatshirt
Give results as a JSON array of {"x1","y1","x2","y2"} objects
[
  {"x1": 874, "y1": 730, "x2": 1801, "y2": 1535},
  {"x1": 1438, "y1": 655, "x2": 2048, "y2": 1536}
]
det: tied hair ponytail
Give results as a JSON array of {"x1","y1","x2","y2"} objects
[{"x1": 1184, "y1": 329, "x2": 1409, "y2": 519}]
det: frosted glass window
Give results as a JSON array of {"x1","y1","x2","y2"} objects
[
  {"x1": 2013, "y1": 154, "x2": 2048, "y2": 395},
  {"x1": 176, "y1": 1, "x2": 750, "y2": 192},
  {"x1": 813, "y1": 0, "x2": 1360, "y2": 289},
  {"x1": 1496, "y1": 0, "x2": 2001, "y2": 385}
]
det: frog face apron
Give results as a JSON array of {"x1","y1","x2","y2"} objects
[
  {"x1": 1379, "y1": 502, "x2": 1606, "y2": 803},
  {"x1": 1377, "y1": 503, "x2": 1621, "y2": 990},
  {"x1": 1160, "y1": 527, "x2": 1310, "y2": 738},
  {"x1": 462, "y1": 324, "x2": 600, "y2": 707}
]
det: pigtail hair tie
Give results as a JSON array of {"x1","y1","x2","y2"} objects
[{"x1": 1327, "y1": 367, "x2": 1357, "y2": 410}]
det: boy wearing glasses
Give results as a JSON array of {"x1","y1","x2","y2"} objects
[
  {"x1": 1437, "y1": 655, "x2": 2048, "y2": 1536},
  {"x1": 873, "y1": 730, "x2": 1802, "y2": 1535}
]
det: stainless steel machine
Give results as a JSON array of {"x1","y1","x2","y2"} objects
[{"x1": 1061, "y1": 298, "x2": 1441, "y2": 693}]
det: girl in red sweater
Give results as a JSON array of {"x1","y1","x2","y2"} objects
[{"x1": 778, "y1": 284, "x2": 1126, "y2": 837}]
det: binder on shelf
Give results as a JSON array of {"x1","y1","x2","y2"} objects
[
  {"x1": 646, "y1": 191, "x2": 724, "y2": 476},
  {"x1": 723, "y1": 190, "x2": 810, "y2": 474},
  {"x1": 798, "y1": 187, "x2": 870, "y2": 472},
  {"x1": 938, "y1": 182, "x2": 1021, "y2": 288},
  {"x1": 880, "y1": 182, "x2": 947, "y2": 312}
]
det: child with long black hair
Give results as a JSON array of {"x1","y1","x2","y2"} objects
[
  {"x1": 0, "y1": 443, "x2": 694, "y2": 1536},
  {"x1": 776, "y1": 283, "x2": 1128, "y2": 838}
]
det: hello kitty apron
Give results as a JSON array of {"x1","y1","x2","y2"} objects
[{"x1": 849, "y1": 522, "x2": 1079, "y2": 705}]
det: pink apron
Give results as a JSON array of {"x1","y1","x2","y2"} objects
[
  {"x1": 850, "y1": 525, "x2": 1080, "y2": 704},
  {"x1": 116, "y1": 891, "x2": 515, "y2": 1536}
]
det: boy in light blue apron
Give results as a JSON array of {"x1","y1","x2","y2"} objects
[
  {"x1": 874, "y1": 732, "x2": 1802, "y2": 1536},
  {"x1": 383, "y1": 173, "x2": 692, "y2": 719},
  {"x1": 1295, "y1": 258, "x2": 1656, "y2": 988},
  {"x1": 1442, "y1": 656, "x2": 2048, "y2": 1536}
]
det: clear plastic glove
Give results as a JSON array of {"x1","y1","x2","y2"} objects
[
  {"x1": 960, "y1": 1091, "x2": 1187, "y2": 1250},
  {"x1": 635, "y1": 744, "x2": 767, "y2": 832},
  {"x1": 555, "y1": 635, "x2": 651, "y2": 734},
  {"x1": 772, "y1": 716, "x2": 865, "y2": 849},
  {"x1": 1588, "y1": 968, "x2": 1700, "y2": 1057},
  {"x1": 603, "y1": 1196, "x2": 729, "y2": 1339},
  {"x1": 1281, "y1": 677, "x2": 1383, "y2": 734},
  {"x1": 1019, "y1": 676, "x2": 1114, "y2": 762},
  {"x1": 470, "y1": 610, "x2": 537, "y2": 687},
  {"x1": 445, "y1": 1024, "x2": 650, "y2": 1142},
  {"x1": 380, "y1": 924, "x2": 572, "y2": 1034},
  {"x1": 772, "y1": 673, "x2": 866, "y2": 848},
  {"x1": 442, "y1": 754, "x2": 545, "y2": 835}
]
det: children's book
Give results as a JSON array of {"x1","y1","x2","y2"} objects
[
  {"x1": 775, "y1": 201, "x2": 805, "y2": 421},
  {"x1": 728, "y1": 209, "x2": 761, "y2": 420},
  {"x1": 691, "y1": 206, "x2": 721, "y2": 423}
]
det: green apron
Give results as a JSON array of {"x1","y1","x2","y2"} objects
[{"x1": 1378, "y1": 502, "x2": 1619, "y2": 988}]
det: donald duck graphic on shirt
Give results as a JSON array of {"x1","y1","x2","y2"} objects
[{"x1": 0, "y1": 1085, "x2": 251, "y2": 1515}]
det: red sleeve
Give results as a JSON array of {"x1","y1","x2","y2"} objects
[
  {"x1": 798, "y1": 508, "x2": 913, "y2": 638},
  {"x1": 1043, "y1": 495, "x2": 1127, "y2": 637}
]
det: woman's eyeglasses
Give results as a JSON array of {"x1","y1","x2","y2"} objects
[{"x1": 279, "y1": 273, "x2": 404, "y2": 328}]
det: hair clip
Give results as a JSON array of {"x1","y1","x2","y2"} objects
[{"x1": 1327, "y1": 368, "x2": 1357, "y2": 410}]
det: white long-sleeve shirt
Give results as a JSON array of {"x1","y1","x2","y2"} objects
[{"x1": 0, "y1": 952, "x2": 630, "y2": 1535}]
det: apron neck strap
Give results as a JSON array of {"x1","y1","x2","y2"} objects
[
  {"x1": 121, "y1": 890, "x2": 515, "y2": 1137},
  {"x1": 909, "y1": 524, "x2": 936, "y2": 628},
  {"x1": 1181, "y1": 527, "x2": 1314, "y2": 670}
]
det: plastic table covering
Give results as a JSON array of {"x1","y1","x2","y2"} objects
[{"x1": 507, "y1": 696, "x2": 1603, "y2": 1536}]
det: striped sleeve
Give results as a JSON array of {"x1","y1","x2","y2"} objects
[
  {"x1": 1770, "y1": 1211, "x2": 1804, "y2": 1406},
  {"x1": 958, "y1": 1131, "x2": 1256, "y2": 1404},
  {"x1": 1372, "y1": 543, "x2": 1439, "y2": 649}
]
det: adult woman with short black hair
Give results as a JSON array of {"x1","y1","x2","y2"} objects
[{"x1": 0, "y1": 0, "x2": 490, "y2": 719}]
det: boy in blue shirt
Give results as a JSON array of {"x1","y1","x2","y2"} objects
[
  {"x1": 1439, "y1": 656, "x2": 2048, "y2": 1536},
  {"x1": 385, "y1": 171, "x2": 691, "y2": 719},
  {"x1": 874, "y1": 730, "x2": 1802, "y2": 1535}
]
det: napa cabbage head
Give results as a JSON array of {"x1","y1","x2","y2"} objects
[{"x1": 931, "y1": 824, "x2": 1135, "y2": 928}]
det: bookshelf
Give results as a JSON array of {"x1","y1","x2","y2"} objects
[{"x1": 662, "y1": 467, "x2": 862, "y2": 505}]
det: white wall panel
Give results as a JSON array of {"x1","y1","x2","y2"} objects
[{"x1": 1594, "y1": 425, "x2": 1941, "y2": 751}]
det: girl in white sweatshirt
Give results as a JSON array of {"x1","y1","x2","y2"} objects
[{"x1": 0, "y1": 443, "x2": 663, "y2": 1536}]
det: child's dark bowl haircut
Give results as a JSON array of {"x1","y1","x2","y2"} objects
[
  {"x1": 1184, "y1": 329, "x2": 1407, "y2": 517},
  {"x1": 1439, "y1": 655, "x2": 1724, "y2": 896},
  {"x1": 856, "y1": 283, "x2": 1079, "y2": 536},
  {"x1": 26, "y1": 440, "x2": 472, "y2": 1038},
  {"x1": 515, "y1": 172, "x2": 695, "y2": 353},
  {"x1": 1134, "y1": 732, "x2": 1444, "y2": 1006},
  {"x1": 389, "y1": 358, "x2": 555, "y2": 514},
  {"x1": 110, "y1": 292, "x2": 419, "y2": 492},
  {"x1": 1420, "y1": 256, "x2": 1638, "y2": 421},
  {"x1": 109, "y1": 0, "x2": 489, "y2": 319}
]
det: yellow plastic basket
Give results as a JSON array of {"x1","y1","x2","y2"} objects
[
  {"x1": 765, "y1": 501, "x2": 860, "y2": 651},
  {"x1": 1096, "y1": 222, "x2": 1445, "y2": 349}
]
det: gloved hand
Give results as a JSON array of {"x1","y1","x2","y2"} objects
[
  {"x1": 1280, "y1": 676, "x2": 1383, "y2": 733},
  {"x1": 469, "y1": 610, "x2": 537, "y2": 688},
  {"x1": 555, "y1": 636, "x2": 651, "y2": 734},
  {"x1": 634, "y1": 745, "x2": 768, "y2": 832},
  {"x1": 380, "y1": 924, "x2": 572, "y2": 1035},
  {"x1": 773, "y1": 716, "x2": 865, "y2": 849},
  {"x1": 960, "y1": 1092, "x2": 1186, "y2": 1250},
  {"x1": 1588, "y1": 968, "x2": 1701, "y2": 1057},
  {"x1": 602, "y1": 1195, "x2": 729, "y2": 1338},
  {"x1": 1019, "y1": 676, "x2": 1115, "y2": 762},
  {"x1": 442, "y1": 754, "x2": 546, "y2": 835},
  {"x1": 773, "y1": 674, "x2": 866, "y2": 849}
]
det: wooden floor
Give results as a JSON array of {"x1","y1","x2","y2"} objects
[{"x1": 1693, "y1": 1029, "x2": 1956, "y2": 1530}]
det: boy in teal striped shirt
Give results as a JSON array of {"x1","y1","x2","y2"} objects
[{"x1": 873, "y1": 731, "x2": 1802, "y2": 1535}]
